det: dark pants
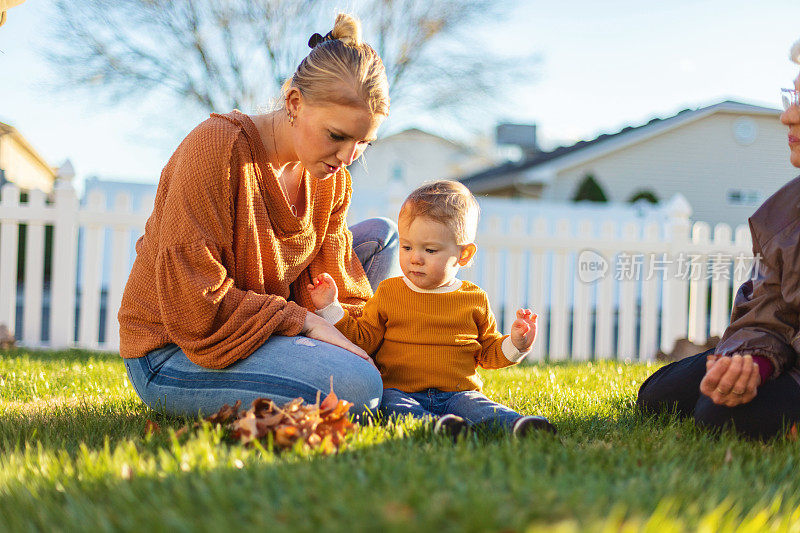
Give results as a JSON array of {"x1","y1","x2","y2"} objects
[{"x1": 637, "y1": 349, "x2": 800, "y2": 440}]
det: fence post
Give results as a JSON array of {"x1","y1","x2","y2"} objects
[
  {"x1": 528, "y1": 217, "x2": 548, "y2": 362},
  {"x1": 78, "y1": 190, "x2": 106, "y2": 349},
  {"x1": 50, "y1": 177, "x2": 79, "y2": 348},
  {"x1": 572, "y1": 219, "x2": 594, "y2": 361},
  {"x1": 503, "y1": 216, "x2": 526, "y2": 335},
  {"x1": 22, "y1": 189, "x2": 47, "y2": 346},
  {"x1": 660, "y1": 194, "x2": 692, "y2": 353},
  {"x1": 549, "y1": 219, "x2": 571, "y2": 360},
  {"x1": 483, "y1": 216, "x2": 504, "y2": 326},
  {"x1": 639, "y1": 223, "x2": 662, "y2": 360},
  {"x1": 105, "y1": 192, "x2": 134, "y2": 351},
  {"x1": 595, "y1": 221, "x2": 617, "y2": 359},
  {"x1": 617, "y1": 222, "x2": 640, "y2": 360},
  {"x1": 0, "y1": 183, "x2": 20, "y2": 334},
  {"x1": 709, "y1": 224, "x2": 733, "y2": 337},
  {"x1": 688, "y1": 222, "x2": 711, "y2": 343},
  {"x1": 731, "y1": 226, "x2": 752, "y2": 310}
]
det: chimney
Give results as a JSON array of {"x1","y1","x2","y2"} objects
[{"x1": 495, "y1": 123, "x2": 539, "y2": 159}]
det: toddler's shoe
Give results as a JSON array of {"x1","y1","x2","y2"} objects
[
  {"x1": 434, "y1": 414, "x2": 468, "y2": 439},
  {"x1": 513, "y1": 415, "x2": 557, "y2": 437}
]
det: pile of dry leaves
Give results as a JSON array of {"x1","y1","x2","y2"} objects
[{"x1": 163, "y1": 384, "x2": 357, "y2": 454}]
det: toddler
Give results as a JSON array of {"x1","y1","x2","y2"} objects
[{"x1": 308, "y1": 180, "x2": 555, "y2": 437}]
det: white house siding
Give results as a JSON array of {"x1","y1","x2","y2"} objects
[
  {"x1": 0, "y1": 134, "x2": 54, "y2": 192},
  {"x1": 348, "y1": 129, "x2": 494, "y2": 220},
  {"x1": 543, "y1": 112, "x2": 796, "y2": 227}
]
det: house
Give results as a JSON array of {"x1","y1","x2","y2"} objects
[
  {"x1": 78, "y1": 177, "x2": 157, "y2": 290},
  {"x1": 0, "y1": 121, "x2": 58, "y2": 193},
  {"x1": 81, "y1": 176, "x2": 156, "y2": 212},
  {"x1": 347, "y1": 128, "x2": 496, "y2": 221},
  {"x1": 459, "y1": 101, "x2": 796, "y2": 228}
]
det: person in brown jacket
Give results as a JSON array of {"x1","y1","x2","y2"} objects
[
  {"x1": 118, "y1": 14, "x2": 399, "y2": 417},
  {"x1": 637, "y1": 38, "x2": 800, "y2": 439}
]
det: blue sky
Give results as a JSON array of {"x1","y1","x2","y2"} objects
[{"x1": 2, "y1": 0, "x2": 800, "y2": 189}]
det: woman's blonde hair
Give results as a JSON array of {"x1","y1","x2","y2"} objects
[
  {"x1": 399, "y1": 180, "x2": 480, "y2": 245},
  {"x1": 282, "y1": 14, "x2": 390, "y2": 116}
]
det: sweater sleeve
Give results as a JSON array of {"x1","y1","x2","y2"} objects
[
  {"x1": 715, "y1": 227, "x2": 798, "y2": 379},
  {"x1": 153, "y1": 128, "x2": 306, "y2": 369},
  {"x1": 306, "y1": 169, "x2": 372, "y2": 317},
  {"x1": 333, "y1": 284, "x2": 387, "y2": 356},
  {"x1": 475, "y1": 294, "x2": 515, "y2": 369}
]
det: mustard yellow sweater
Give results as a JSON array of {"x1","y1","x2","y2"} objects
[
  {"x1": 118, "y1": 110, "x2": 372, "y2": 368},
  {"x1": 320, "y1": 277, "x2": 526, "y2": 392}
]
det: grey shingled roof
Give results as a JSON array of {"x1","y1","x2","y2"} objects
[{"x1": 458, "y1": 100, "x2": 777, "y2": 189}]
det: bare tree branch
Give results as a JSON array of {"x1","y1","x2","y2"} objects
[{"x1": 43, "y1": 0, "x2": 535, "y2": 122}]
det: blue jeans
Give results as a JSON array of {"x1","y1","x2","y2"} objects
[
  {"x1": 381, "y1": 388, "x2": 524, "y2": 430},
  {"x1": 124, "y1": 217, "x2": 400, "y2": 418}
]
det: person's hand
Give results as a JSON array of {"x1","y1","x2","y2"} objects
[
  {"x1": 699, "y1": 353, "x2": 760, "y2": 407},
  {"x1": 510, "y1": 309, "x2": 538, "y2": 353},
  {"x1": 307, "y1": 273, "x2": 339, "y2": 310},
  {"x1": 301, "y1": 312, "x2": 377, "y2": 370}
]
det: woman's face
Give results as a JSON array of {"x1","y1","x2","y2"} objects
[
  {"x1": 780, "y1": 72, "x2": 800, "y2": 168},
  {"x1": 288, "y1": 91, "x2": 384, "y2": 180}
]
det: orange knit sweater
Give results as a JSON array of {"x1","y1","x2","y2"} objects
[
  {"x1": 118, "y1": 110, "x2": 373, "y2": 369},
  {"x1": 332, "y1": 277, "x2": 516, "y2": 392}
]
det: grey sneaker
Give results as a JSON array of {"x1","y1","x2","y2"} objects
[
  {"x1": 512, "y1": 415, "x2": 557, "y2": 437},
  {"x1": 434, "y1": 414, "x2": 468, "y2": 439}
]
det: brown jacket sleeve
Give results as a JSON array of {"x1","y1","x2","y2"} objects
[
  {"x1": 715, "y1": 225, "x2": 798, "y2": 378},
  {"x1": 154, "y1": 126, "x2": 305, "y2": 369}
]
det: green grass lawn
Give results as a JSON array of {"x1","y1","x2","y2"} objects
[{"x1": 2, "y1": 348, "x2": 800, "y2": 532}]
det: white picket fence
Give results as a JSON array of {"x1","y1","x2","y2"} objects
[
  {"x1": 0, "y1": 179, "x2": 754, "y2": 360},
  {"x1": 0, "y1": 181, "x2": 154, "y2": 351}
]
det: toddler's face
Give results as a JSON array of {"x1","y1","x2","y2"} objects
[{"x1": 398, "y1": 216, "x2": 465, "y2": 290}]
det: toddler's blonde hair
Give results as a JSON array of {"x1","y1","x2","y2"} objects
[{"x1": 399, "y1": 180, "x2": 480, "y2": 245}]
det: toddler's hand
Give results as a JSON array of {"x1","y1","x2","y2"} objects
[
  {"x1": 307, "y1": 273, "x2": 339, "y2": 310},
  {"x1": 510, "y1": 309, "x2": 538, "y2": 353}
]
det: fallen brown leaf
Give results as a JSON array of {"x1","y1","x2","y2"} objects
[
  {"x1": 144, "y1": 419, "x2": 160, "y2": 436},
  {"x1": 206, "y1": 400, "x2": 241, "y2": 425},
  {"x1": 194, "y1": 382, "x2": 356, "y2": 454}
]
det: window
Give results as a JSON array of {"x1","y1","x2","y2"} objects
[
  {"x1": 726, "y1": 188, "x2": 762, "y2": 206},
  {"x1": 391, "y1": 162, "x2": 404, "y2": 183}
]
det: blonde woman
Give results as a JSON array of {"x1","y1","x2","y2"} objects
[
  {"x1": 118, "y1": 14, "x2": 399, "y2": 417},
  {"x1": 638, "y1": 38, "x2": 800, "y2": 439}
]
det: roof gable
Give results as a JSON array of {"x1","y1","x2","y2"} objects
[
  {"x1": 460, "y1": 100, "x2": 779, "y2": 189},
  {"x1": 0, "y1": 121, "x2": 55, "y2": 178}
]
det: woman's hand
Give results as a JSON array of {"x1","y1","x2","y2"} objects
[
  {"x1": 699, "y1": 353, "x2": 760, "y2": 407},
  {"x1": 307, "y1": 273, "x2": 338, "y2": 310},
  {"x1": 510, "y1": 309, "x2": 538, "y2": 353},
  {"x1": 301, "y1": 312, "x2": 377, "y2": 369}
]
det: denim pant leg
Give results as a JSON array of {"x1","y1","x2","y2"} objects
[
  {"x1": 349, "y1": 217, "x2": 401, "y2": 291},
  {"x1": 636, "y1": 350, "x2": 712, "y2": 417},
  {"x1": 693, "y1": 371, "x2": 800, "y2": 440},
  {"x1": 124, "y1": 336, "x2": 383, "y2": 418},
  {"x1": 380, "y1": 388, "x2": 435, "y2": 420},
  {"x1": 443, "y1": 390, "x2": 522, "y2": 430}
]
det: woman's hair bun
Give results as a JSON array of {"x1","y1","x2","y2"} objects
[
  {"x1": 330, "y1": 13, "x2": 362, "y2": 47},
  {"x1": 791, "y1": 38, "x2": 800, "y2": 65}
]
